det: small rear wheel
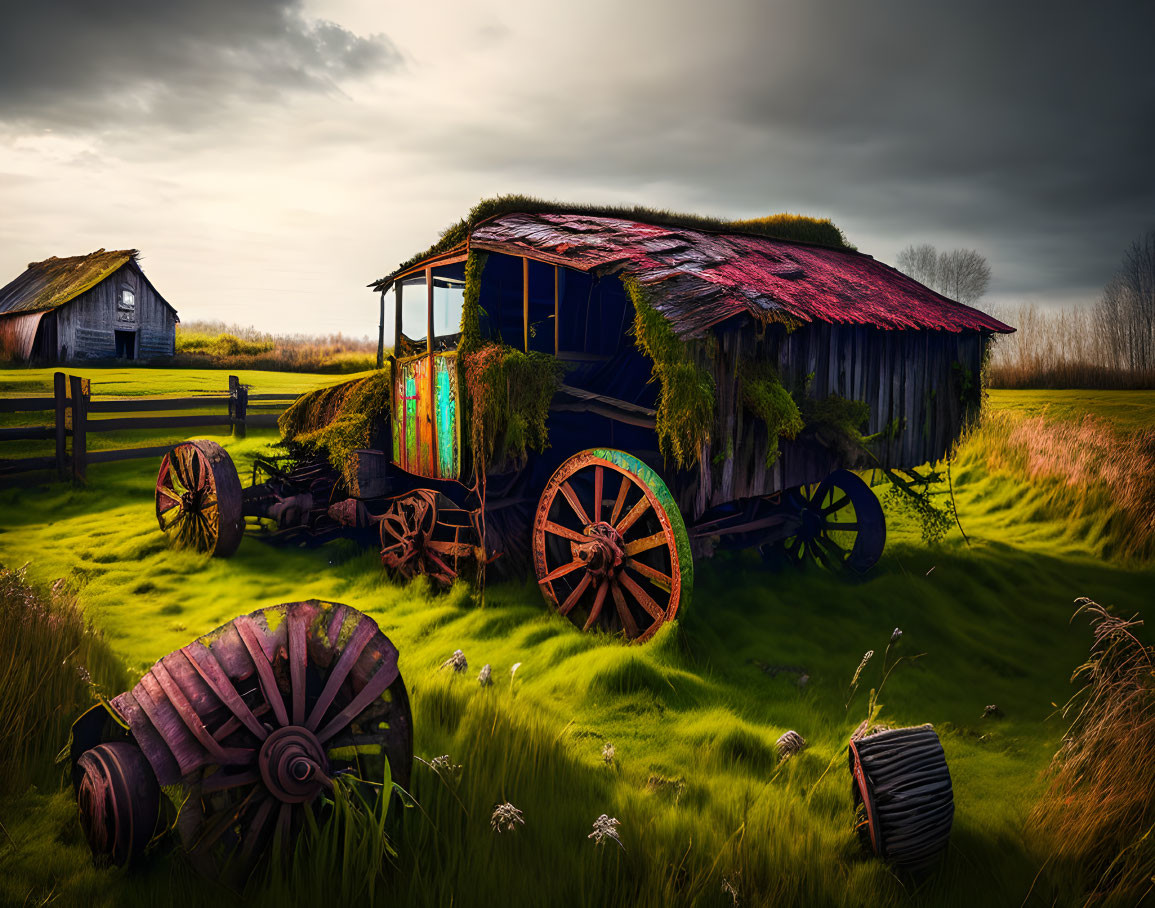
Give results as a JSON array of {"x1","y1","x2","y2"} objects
[
  {"x1": 781, "y1": 469, "x2": 885, "y2": 574},
  {"x1": 155, "y1": 440, "x2": 244, "y2": 556},
  {"x1": 76, "y1": 742, "x2": 160, "y2": 867}
]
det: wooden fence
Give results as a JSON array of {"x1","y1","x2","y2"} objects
[{"x1": 0, "y1": 373, "x2": 300, "y2": 481}]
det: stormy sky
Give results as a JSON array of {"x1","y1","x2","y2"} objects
[{"x1": 1, "y1": 0, "x2": 1152, "y2": 336}]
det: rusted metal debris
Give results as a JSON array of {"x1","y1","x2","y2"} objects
[{"x1": 71, "y1": 600, "x2": 413, "y2": 883}]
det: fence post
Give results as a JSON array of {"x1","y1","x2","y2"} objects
[
  {"x1": 69, "y1": 374, "x2": 88, "y2": 482},
  {"x1": 228, "y1": 375, "x2": 238, "y2": 420},
  {"x1": 233, "y1": 383, "x2": 248, "y2": 439},
  {"x1": 54, "y1": 371, "x2": 67, "y2": 479}
]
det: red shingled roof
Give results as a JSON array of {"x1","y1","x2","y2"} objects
[{"x1": 470, "y1": 212, "x2": 1013, "y2": 337}]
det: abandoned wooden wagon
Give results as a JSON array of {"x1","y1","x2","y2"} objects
[
  {"x1": 155, "y1": 200, "x2": 1012, "y2": 642},
  {"x1": 0, "y1": 249, "x2": 177, "y2": 362}
]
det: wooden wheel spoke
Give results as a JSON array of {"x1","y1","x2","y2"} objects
[
  {"x1": 288, "y1": 612, "x2": 307, "y2": 726},
  {"x1": 542, "y1": 559, "x2": 586, "y2": 584},
  {"x1": 234, "y1": 616, "x2": 290, "y2": 729},
  {"x1": 542, "y1": 520, "x2": 588, "y2": 545},
  {"x1": 306, "y1": 618, "x2": 377, "y2": 732},
  {"x1": 616, "y1": 495, "x2": 650, "y2": 535},
  {"x1": 583, "y1": 580, "x2": 610, "y2": 631},
  {"x1": 822, "y1": 494, "x2": 850, "y2": 515},
  {"x1": 611, "y1": 581, "x2": 640, "y2": 638},
  {"x1": 559, "y1": 481, "x2": 592, "y2": 527},
  {"x1": 824, "y1": 521, "x2": 860, "y2": 531},
  {"x1": 610, "y1": 474, "x2": 630, "y2": 527},
  {"x1": 593, "y1": 467, "x2": 604, "y2": 524},
  {"x1": 159, "y1": 504, "x2": 184, "y2": 530},
  {"x1": 238, "y1": 795, "x2": 277, "y2": 864},
  {"x1": 816, "y1": 534, "x2": 849, "y2": 561},
  {"x1": 557, "y1": 572, "x2": 593, "y2": 617},
  {"x1": 625, "y1": 558, "x2": 672, "y2": 593},
  {"x1": 618, "y1": 572, "x2": 666, "y2": 622},
  {"x1": 624, "y1": 530, "x2": 669, "y2": 556}
]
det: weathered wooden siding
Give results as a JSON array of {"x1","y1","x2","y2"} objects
[
  {"x1": 676, "y1": 320, "x2": 988, "y2": 516},
  {"x1": 54, "y1": 263, "x2": 175, "y2": 360}
]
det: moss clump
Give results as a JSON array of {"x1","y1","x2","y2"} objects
[
  {"x1": 278, "y1": 369, "x2": 393, "y2": 482},
  {"x1": 740, "y1": 362, "x2": 803, "y2": 466},
  {"x1": 729, "y1": 213, "x2": 854, "y2": 251},
  {"x1": 801, "y1": 393, "x2": 872, "y2": 462},
  {"x1": 459, "y1": 250, "x2": 487, "y2": 356},
  {"x1": 462, "y1": 344, "x2": 564, "y2": 476},
  {"x1": 375, "y1": 194, "x2": 855, "y2": 286},
  {"x1": 625, "y1": 279, "x2": 715, "y2": 469}
]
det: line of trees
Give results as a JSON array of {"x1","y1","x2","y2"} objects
[{"x1": 1097, "y1": 230, "x2": 1155, "y2": 372}]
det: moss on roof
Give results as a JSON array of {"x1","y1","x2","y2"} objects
[
  {"x1": 0, "y1": 249, "x2": 138, "y2": 317},
  {"x1": 373, "y1": 194, "x2": 854, "y2": 287}
]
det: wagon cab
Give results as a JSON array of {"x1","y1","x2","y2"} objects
[{"x1": 155, "y1": 198, "x2": 1012, "y2": 643}]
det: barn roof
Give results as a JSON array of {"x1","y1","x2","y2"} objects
[
  {"x1": 0, "y1": 248, "x2": 162, "y2": 318},
  {"x1": 466, "y1": 212, "x2": 1013, "y2": 336}
]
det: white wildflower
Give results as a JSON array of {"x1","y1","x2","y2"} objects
[
  {"x1": 429, "y1": 754, "x2": 461, "y2": 776},
  {"x1": 588, "y1": 814, "x2": 623, "y2": 849},
  {"x1": 775, "y1": 730, "x2": 807, "y2": 762},
  {"x1": 491, "y1": 802, "x2": 525, "y2": 833},
  {"x1": 441, "y1": 649, "x2": 468, "y2": 673},
  {"x1": 602, "y1": 742, "x2": 615, "y2": 764},
  {"x1": 890, "y1": 627, "x2": 903, "y2": 643},
  {"x1": 851, "y1": 650, "x2": 874, "y2": 686},
  {"x1": 478, "y1": 663, "x2": 492, "y2": 686},
  {"x1": 722, "y1": 871, "x2": 741, "y2": 906}
]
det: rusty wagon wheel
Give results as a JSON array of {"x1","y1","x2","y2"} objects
[
  {"x1": 780, "y1": 469, "x2": 885, "y2": 574},
  {"x1": 379, "y1": 489, "x2": 477, "y2": 587},
  {"x1": 849, "y1": 725, "x2": 954, "y2": 874},
  {"x1": 77, "y1": 600, "x2": 413, "y2": 885},
  {"x1": 533, "y1": 448, "x2": 693, "y2": 643},
  {"x1": 155, "y1": 440, "x2": 244, "y2": 557}
]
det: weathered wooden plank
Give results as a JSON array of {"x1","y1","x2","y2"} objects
[
  {"x1": 88, "y1": 444, "x2": 178, "y2": 465},
  {"x1": 85, "y1": 415, "x2": 232, "y2": 433},
  {"x1": 0, "y1": 425, "x2": 55, "y2": 441},
  {"x1": 0, "y1": 455, "x2": 56, "y2": 475},
  {"x1": 88, "y1": 397, "x2": 228, "y2": 413},
  {"x1": 0, "y1": 397, "x2": 54, "y2": 413}
]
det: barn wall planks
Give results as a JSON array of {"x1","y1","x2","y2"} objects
[
  {"x1": 674, "y1": 319, "x2": 989, "y2": 517},
  {"x1": 50, "y1": 262, "x2": 175, "y2": 361}
]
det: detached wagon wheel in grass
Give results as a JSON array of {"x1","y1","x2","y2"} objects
[
  {"x1": 155, "y1": 440, "x2": 244, "y2": 557},
  {"x1": 533, "y1": 448, "x2": 693, "y2": 643},
  {"x1": 379, "y1": 489, "x2": 477, "y2": 587},
  {"x1": 780, "y1": 469, "x2": 885, "y2": 574},
  {"x1": 75, "y1": 600, "x2": 413, "y2": 885},
  {"x1": 849, "y1": 724, "x2": 954, "y2": 874}
]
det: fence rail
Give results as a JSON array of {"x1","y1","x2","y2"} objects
[{"x1": 0, "y1": 373, "x2": 302, "y2": 481}]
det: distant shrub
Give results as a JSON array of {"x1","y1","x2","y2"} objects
[{"x1": 173, "y1": 321, "x2": 376, "y2": 373}]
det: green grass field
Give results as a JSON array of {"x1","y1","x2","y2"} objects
[{"x1": 0, "y1": 372, "x2": 1152, "y2": 907}]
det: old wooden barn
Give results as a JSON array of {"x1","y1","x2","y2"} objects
[{"x1": 0, "y1": 249, "x2": 177, "y2": 363}]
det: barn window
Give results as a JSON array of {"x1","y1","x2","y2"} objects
[{"x1": 118, "y1": 287, "x2": 135, "y2": 321}]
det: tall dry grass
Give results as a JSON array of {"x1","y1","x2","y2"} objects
[
  {"x1": 175, "y1": 320, "x2": 377, "y2": 374},
  {"x1": 986, "y1": 302, "x2": 1155, "y2": 389},
  {"x1": 1029, "y1": 599, "x2": 1155, "y2": 906},
  {"x1": 961, "y1": 410, "x2": 1155, "y2": 562},
  {"x1": 0, "y1": 565, "x2": 126, "y2": 793}
]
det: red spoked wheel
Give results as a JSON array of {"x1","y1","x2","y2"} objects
[
  {"x1": 532, "y1": 448, "x2": 693, "y2": 643},
  {"x1": 379, "y1": 490, "x2": 477, "y2": 587},
  {"x1": 781, "y1": 469, "x2": 886, "y2": 574},
  {"x1": 155, "y1": 440, "x2": 244, "y2": 557},
  {"x1": 105, "y1": 600, "x2": 413, "y2": 884}
]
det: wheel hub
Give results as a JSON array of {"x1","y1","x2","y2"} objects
[
  {"x1": 180, "y1": 489, "x2": 199, "y2": 511},
  {"x1": 576, "y1": 522, "x2": 625, "y2": 578},
  {"x1": 258, "y1": 726, "x2": 329, "y2": 804},
  {"x1": 799, "y1": 507, "x2": 823, "y2": 539}
]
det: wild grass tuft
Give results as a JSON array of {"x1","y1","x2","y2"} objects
[
  {"x1": 1028, "y1": 599, "x2": 1155, "y2": 905},
  {"x1": 0, "y1": 565, "x2": 126, "y2": 794}
]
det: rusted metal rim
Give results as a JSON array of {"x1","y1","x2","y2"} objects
[
  {"x1": 781, "y1": 469, "x2": 886, "y2": 574},
  {"x1": 532, "y1": 448, "x2": 693, "y2": 643},
  {"x1": 98, "y1": 600, "x2": 413, "y2": 884},
  {"x1": 76, "y1": 741, "x2": 160, "y2": 868},
  {"x1": 155, "y1": 440, "x2": 244, "y2": 557}
]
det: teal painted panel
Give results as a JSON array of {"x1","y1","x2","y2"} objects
[{"x1": 435, "y1": 355, "x2": 459, "y2": 479}]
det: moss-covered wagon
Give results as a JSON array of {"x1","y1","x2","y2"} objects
[{"x1": 155, "y1": 198, "x2": 1012, "y2": 642}]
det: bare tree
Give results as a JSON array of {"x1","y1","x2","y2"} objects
[
  {"x1": 895, "y1": 244, "x2": 991, "y2": 307},
  {"x1": 896, "y1": 244, "x2": 939, "y2": 289},
  {"x1": 1095, "y1": 229, "x2": 1155, "y2": 371}
]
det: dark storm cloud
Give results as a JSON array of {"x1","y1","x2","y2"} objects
[
  {"x1": 398, "y1": 0, "x2": 1155, "y2": 302},
  {"x1": 0, "y1": 0, "x2": 399, "y2": 129}
]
